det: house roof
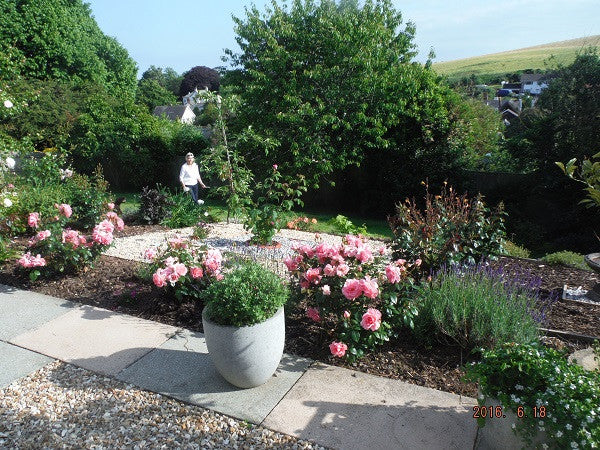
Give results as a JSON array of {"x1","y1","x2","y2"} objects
[{"x1": 153, "y1": 105, "x2": 195, "y2": 121}]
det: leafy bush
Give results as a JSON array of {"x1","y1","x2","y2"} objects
[
  {"x1": 0, "y1": 235, "x2": 17, "y2": 263},
  {"x1": 19, "y1": 152, "x2": 66, "y2": 187},
  {"x1": 61, "y1": 167, "x2": 110, "y2": 230},
  {"x1": 17, "y1": 204, "x2": 123, "y2": 280},
  {"x1": 191, "y1": 221, "x2": 211, "y2": 240},
  {"x1": 414, "y1": 264, "x2": 553, "y2": 351},
  {"x1": 139, "y1": 185, "x2": 171, "y2": 224},
  {"x1": 327, "y1": 215, "x2": 367, "y2": 235},
  {"x1": 161, "y1": 189, "x2": 203, "y2": 229},
  {"x1": 286, "y1": 235, "x2": 420, "y2": 361},
  {"x1": 541, "y1": 250, "x2": 589, "y2": 271},
  {"x1": 502, "y1": 240, "x2": 531, "y2": 259},
  {"x1": 389, "y1": 184, "x2": 506, "y2": 274},
  {"x1": 144, "y1": 237, "x2": 223, "y2": 303},
  {"x1": 203, "y1": 260, "x2": 287, "y2": 327},
  {"x1": 466, "y1": 342, "x2": 600, "y2": 448}
]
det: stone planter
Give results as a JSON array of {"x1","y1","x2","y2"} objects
[
  {"x1": 475, "y1": 398, "x2": 550, "y2": 449},
  {"x1": 202, "y1": 306, "x2": 285, "y2": 388}
]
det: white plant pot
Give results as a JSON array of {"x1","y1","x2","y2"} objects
[{"x1": 202, "y1": 306, "x2": 285, "y2": 388}]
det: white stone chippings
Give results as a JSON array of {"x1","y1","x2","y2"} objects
[
  {"x1": 105, "y1": 222, "x2": 388, "y2": 263},
  {"x1": 0, "y1": 361, "x2": 326, "y2": 449}
]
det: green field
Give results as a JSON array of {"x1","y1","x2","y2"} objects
[{"x1": 433, "y1": 35, "x2": 600, "y2": 80}]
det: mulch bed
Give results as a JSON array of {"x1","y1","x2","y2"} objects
[{"x1": 1, "y1": 224, "x2": 598, "y2": 398}]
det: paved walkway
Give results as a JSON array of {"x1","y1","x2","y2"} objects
[{"x1": 0, "y1": 285, "x2": 478, "y2": 449}]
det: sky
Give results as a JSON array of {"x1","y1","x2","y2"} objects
[{"x1": 86, "y1": 0, "x2": 600, "y2": 77}]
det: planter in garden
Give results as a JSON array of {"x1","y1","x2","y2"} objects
[
  {"x1": 200, "y1": 260, "x2": 288, "y2": 389},
  {"x1": 202, "y1": 306, "x2": 285, "y2": 388}
]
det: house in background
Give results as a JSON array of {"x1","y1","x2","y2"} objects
[
  {"x1": 153, "y1": 105, "x2": 196, "y2": 124},
  {"x1": 521, "y1": 73, "x2": 549, "y2": 95},
  {"x1": 182, "y1": 87, "x2": 207, "y2": 112}
]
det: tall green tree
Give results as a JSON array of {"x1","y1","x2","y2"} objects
[
  {"x1": 0, "y1": 0, "x2": 137, "y2": 96},
  {"x1": 225, "y1": 0, "x2": 476, "y2": 188},
  {"x1": 135, "y1": 78, "x2": 178, "y2": 112},
  {"x1": 139, "y1": 66, "x2": 182, "y2": 97}
]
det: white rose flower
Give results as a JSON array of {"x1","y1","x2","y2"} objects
[
  {"x1": 5, "y1": 157, "x2": 15, "y2": 169},
  {"x1": 3, "y1": 198, "x2": 12, "y2": 207},
  {"x1": 3, "y1": 100, "x2": 13, "y2": 108}
]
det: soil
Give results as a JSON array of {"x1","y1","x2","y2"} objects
[{"x1": 1, "y1": 224, "x2": 599, "y2": 398}]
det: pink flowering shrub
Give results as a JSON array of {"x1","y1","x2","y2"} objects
[
  {"x1": 286, "y1": 235, "x2": 421, "y2": 361},
  {"x1": 17, "y1": 204, "x2": 123, "y2": 281},
  {"x1": 143, "y1": 237, "x2": 224, "y2": 302}
]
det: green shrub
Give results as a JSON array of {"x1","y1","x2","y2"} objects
[
  {"x1": 389, "y1": 183, "x2": 506, "y2": 274},
  {"x1": 466, "y1": 342, "x2": 600, "y2": 448},
  {"x1": 414, "y1": 263, "x2": 550, "y2": 350},
  {"x1": 541, "y1": 250, "x2": 589, "y2": 271},
  {"x1": 202, "y1": 261, "x2": 288, "y2": 327},
  {"x1": 62, "y1": 168, "x2": 110, "y2": 230},
  {"x1": 327, "y1": 214, "x2": 367, "y2": 235},
  {"x1": 161, "y1": 190, "x2": 203, "y2": 228},
  {"x1": 502, "y1": 240, "x2": 531, "y2": 259}
]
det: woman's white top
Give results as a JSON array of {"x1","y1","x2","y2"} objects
[{"x1": 180, "y1": 162, "x2": 200, "y2": 185}]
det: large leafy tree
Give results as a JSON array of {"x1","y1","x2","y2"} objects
[
  {"x1": 135, "y1": 78, "x2": 178, "y2": 112},
  {"x1": 225, "y1": 0, "x2": 475, "y2": 188},
  {"x1": 139, "y1": 65, "x2": 182, "y2": 97},
  {"x1": 0, "y1": 0, "x2": 137, "y2": 96}
]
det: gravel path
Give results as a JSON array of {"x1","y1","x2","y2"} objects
[
  {"x1": 0, "y1": 361, "x2": 325, "y2": 449},
  {"x1": 105, "y1": 222, "x2": 387, "y2": 263}
]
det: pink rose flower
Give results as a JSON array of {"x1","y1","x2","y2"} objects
[
  {"x1": 144, "y1": 247, "x2": 157, "y2": 260},
  {"x1": 283, "y1": 256, "x2": 298, "y2": 271},
  {"x1": 173, "y1": 263, "x2": 188, "y2": 277},
  {"x1": 304, "y1": 268, "x2": 322, "y2": 285},
  {"x1": 385, "y1": 264, "x2": 402, "y2": 284},
  {"x1": 396, "y1": 259, "x2": 406, "y2": 266},
  {"x1": 360, "y1": 276, "x2": 379, "y2": 299},
  {"x1": 356, "y1": 246, "x2": 373, "y2": 264},
  {"x1": 273, "y1": 164, "x2": 278, "y2": 170},
  {"x1": 168, "y1": 237, "x2": 187, "y2": 249},
  {"x1": 106, "y1": 212, "x2": 118, "y2": 220},
  {"x1": 18, "y1": 252, "x2": 47, "y2": 268},
  {"x1": 414, "y1": 258, "x2": 422, "y2": 267},
  {"x1": 56, "y1": 203, "x2": 72, "y2": 218},
  {"x1": 322, "y1": 285, "x2": 331, "y2": 296},
  {"x1": 107, "y1": 202, "x2": 115, "y2": 210},
  {"x1": 343, "y1": 310, "x2": 351, "y2": 319},
  {"x1": 28, "y1": 212, "x2": 40, "y2": 228},
  {"x1": 378, "y1": 246, "x2": 385, "y2": 255},
  {"x1": 153, "y1": 271, "x2": 167, "y2": 287},
  {"x1": 342, "y1": 278, "x2": 362, "y2": 300},
  {"x1": 62, "y1": 229, "x2": 80, "y2": 248},
  {"x1": 190, "y1": 266, "x2": 203, "y2": 279},
  {"x1": 360, "y1": 308, "x2": 382, "y2": 331},
  {"x1": 336, "y1": 263, "x2": 350, "y2": 277},
  {"x1": 323, "y1": 264, "x2": 336, "y2": 277},
  {"x1": 306, "y1": 307, "x2": 321, "y2": 322},
  {"x1": 36, "y1": 230, "x2": 51, "y2": 241},
  {"x1": 329, "y1": 341, "x2": 348, "y2": 358}
]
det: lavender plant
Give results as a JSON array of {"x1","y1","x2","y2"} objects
[{"x1": 414, "y1": 262, "x2": 557, "y2": 350}]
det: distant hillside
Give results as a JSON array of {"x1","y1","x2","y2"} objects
[{"x1": 433, "y1": 35, "x2": 600, "y2": 81}]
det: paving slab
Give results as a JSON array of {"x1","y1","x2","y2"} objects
[
  {"x1": 117, "y1": 329, "x2": 312, "y2": 423},
  {"x1": 0, "y1": 284, "x2": 76, "y2": 340},
  {"x1": 10, "y1": 305, "x2": 178, "y2": 376},
  {"x1": 0, "y1": 341, "x2": 54, "y2": 388},
  {"x1": 263, "y1": 363, "x2": 477, "y2": 450}
]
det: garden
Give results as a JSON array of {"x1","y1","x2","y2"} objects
[{"x1": 1, "y1": 0, "x2": 599, "y2": 448}]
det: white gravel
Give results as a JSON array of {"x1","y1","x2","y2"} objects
[
  {"x1": 0, "y1": 361, "x2": 326, "y2": 449},
  {"x1": 105, "y1": 222, "x2": 387, "y2": 264}
]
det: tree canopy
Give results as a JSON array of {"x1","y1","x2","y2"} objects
[
  {"x1": 179, "y1": 66, "x2": 220, "y2": 97},
  {"x1": 0, "y1": 0, "x2": 137, "y2": 96},
  {"x1": 224, "y1": 0, "x2": 479, "y2": 189}
]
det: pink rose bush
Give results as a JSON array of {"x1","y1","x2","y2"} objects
[
  {"x1": 17, "y1": 203, "x2": 123, "y2": 281},
  {"x1": 144, "y1": 237, "x2": 224, "y2": 302},
  {"x1": 287, "y1": 235, "x2": 421, "y2": 361}
]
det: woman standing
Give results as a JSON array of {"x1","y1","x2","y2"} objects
[{"x1": 179, "y1": 152, "x2": 207, "y2": 205}]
